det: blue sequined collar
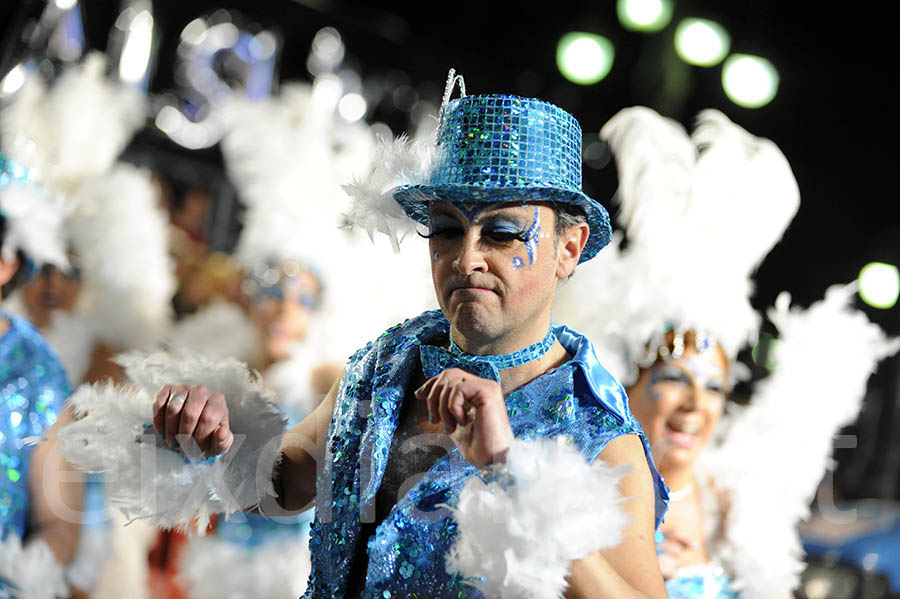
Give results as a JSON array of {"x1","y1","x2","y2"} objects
[{"x1": 447, "y1": 327, "x2": 557, "y2": 371}]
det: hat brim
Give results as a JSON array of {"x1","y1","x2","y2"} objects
[{"x1": 393, "y1": 184, "x2": 611, "y2": 263}]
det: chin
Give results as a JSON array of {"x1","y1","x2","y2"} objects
[{"x1": 448, "y1": 305, "x2": 500, "y2": 343}]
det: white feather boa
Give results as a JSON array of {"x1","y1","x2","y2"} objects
[
  {"x1": 0, "y1": 535, "x2": 68, "y2": 599},
  {"x1": 702, "y1": 284, "x2": 900, "y2": 598},
  {"x1": 55, "y1": 351, "x2": 287, "y2": 532},
  {"x1": 446, "y1": 436, "x2": 630, "y2": 599},
  {"x1": 179, "y1": 535, "x2": 311, "y2": 599}
]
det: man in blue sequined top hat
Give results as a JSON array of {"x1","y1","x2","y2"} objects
[{"x1": 149, "y1": 73, "x2": 669, "y2": 599}]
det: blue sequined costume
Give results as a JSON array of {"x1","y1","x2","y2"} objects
[
  {"x1": 665, "y1": 565, "x2": 737, "y2": 599},
  {"x1": 303, "y1": 310, "x2": 667, "y2": 598},
  {"x1": 0, "y1": 310, "x2": 71, "y2": 540}
]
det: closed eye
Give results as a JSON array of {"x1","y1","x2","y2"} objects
[{"x1": 418, "y1": 227, "x2": 464, "y2": 240}]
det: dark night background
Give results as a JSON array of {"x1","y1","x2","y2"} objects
[{"x1": 2, "y1": 0, "x2": 899, "y2": 500}]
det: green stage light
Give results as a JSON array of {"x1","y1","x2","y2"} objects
[
  {"x1": 674, "y1": 18, "x2": 730, "y2": 66},
  {"x1": 858, "y1": 262, "x2": 900, "y2": 309},
  {"x1": 617, "y1": 0, "x2": 674, "y2": 32},
  {"x1": 557, "y1": 33, "x2": 615, "y2": 85},
  {"x1": 722, "y1": 54, "x2": 779, "y2": 108}
]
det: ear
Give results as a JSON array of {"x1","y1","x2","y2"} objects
[
  {"x1": 0, "y1": 254, "x2": 20, "y2": 291},
  {"x1": 556, "y1": 221, "x2": 589, "y2": 280}
]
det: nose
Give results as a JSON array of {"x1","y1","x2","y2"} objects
[{"x1": 451, "y1": 232, "x2": 488, "y2": 275}]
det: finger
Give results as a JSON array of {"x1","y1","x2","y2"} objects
[
  {"x1": 209, "y1": 424, "x2": 233, "y2": 456},
  {"x1": 448, "y1": 385, "x2": 469, "y2": 426},
  {"x1": 415, "y1": 375, "x2": 437, "y2": 399},
  {"x1": 438, "y1": 380, "x2": 458, "y2": 434},
  {"x1": 153, "y1": 386, "x2": 173, "y2": 441},
  {"x1": 194, "y1": 393, "x2": 226, "y2": 455},
  {"x1": 178, "y1": 389, "x2": 210, "y2": 455},
  {"x1": 424, "y1": 376, "x2": 442, "y2": 425},
  {"x1": 164, "y1": 385, "x2": 190, "y2": 448}
]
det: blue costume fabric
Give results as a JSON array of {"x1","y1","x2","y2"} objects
[
  {"x1": 303, "y1": 310, "x2": 668, "y2": 598},
  {"x1": 0, "y1": 310, "x2": 71, "y2": 541},
  {"x1": 665, "y1": 566, "x2": 737, "y2": 599}
]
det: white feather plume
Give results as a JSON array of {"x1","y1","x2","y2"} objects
[
  {"x1": 701, "y1": 284, "x2": 899, "y2": 598},
  {"x1": 446, "y1": 436, "x2": 630, "y2": 599},
  {"x1": 342, "y1": 133, "x2": 436, "y2": 250},
  {"x1": 0, "y1": 53, "x2": 145, "y2": 193},
  {"x1": 0, "y1": 180, "x2": 68, "y2": 267},
  {"x1": 222, "y1": 82, "x2": 374, "y2": 270},
  {"x1": 180, "y1": 535, "x2": 311, "y2": 599},
  {"x1": 554, "y1": 107, "x2": 798, "y2": 384},
  {"x1": 0, "y1": 536, "x2": 69, "y2": 599},
  {"x1": 55, "y1": 351, "x2": 287, "y2": 532},
  {"x1": 65, "y1": 163, "x2": 175, "y2": 350}
]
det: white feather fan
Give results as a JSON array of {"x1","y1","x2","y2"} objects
[{"x1": 55, "y1": 351, "x2": 287, "y2": 532}]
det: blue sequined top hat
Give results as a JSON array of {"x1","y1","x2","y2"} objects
[{"x1": 393, "y1": 90, "x2": 612, "y2": 263}]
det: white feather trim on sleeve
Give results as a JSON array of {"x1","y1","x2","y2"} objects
[
  {"x1": 180, "y1": 536, "x2": 311, "y2": 599},
  {"x1": 445, "y1": 436, "x2": 630, "y2": 599},
  {"x1": 55, "y1": 351, "x2": 287, "y2": 531},
  {"x1": 702, "y1": 283, "x2": 900, "y2": 599},
  {"x1": 0, "y1": 535, "x2": 69, "y2": 599}
]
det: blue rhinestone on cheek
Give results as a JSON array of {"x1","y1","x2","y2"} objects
[{"x1": 512, "y1": 256, "x2": 523, "y2": 269}]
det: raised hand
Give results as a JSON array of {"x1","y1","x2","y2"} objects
[
  {"x1": 152, "y1": 384, "x2": 233, "y2": 457},
  {"x1": 414, "y1": 368, "x2": 513, "y2": 468}
]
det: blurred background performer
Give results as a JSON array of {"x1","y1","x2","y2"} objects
[
  {"x1": 0, "y1": 130, "x2": 81, "y2": 597},
  {"x1": 166, "y1": 79, "x2": 376, "y2": 599},
  {"x1": 1, "y1": 53, "x2": 174, "y2": 599},
  {"x1": 554, "y1": 107, "x2": 899, "y2": 599}
]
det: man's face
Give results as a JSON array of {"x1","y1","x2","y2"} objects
[{"x1": 427, "y1": 201, "x2": 563, "y2": 345}]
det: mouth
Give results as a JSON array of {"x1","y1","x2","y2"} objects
[{"x1": 664, "y1": 421, "x2": 703, "y2": 449}]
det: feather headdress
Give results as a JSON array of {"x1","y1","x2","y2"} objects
[
  {"x1": 0, "y1": 52, "x2": 145, "y2": 194},
  {"x1": 65, "y1": 163, "x2": 176, "y2": 350},
  {"x1": 0, "y1": 152, "x2": 68, "y2": 267},
  {"x1": 553, "y1": 107, "x2": 800, "y2": 385},
  {"x1": 220, "y1": 81, "x2": 436, "y2": 362}
]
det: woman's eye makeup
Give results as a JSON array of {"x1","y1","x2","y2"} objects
[{"x1": 649, "y1": 366, "x2": 691, "y2": 386}]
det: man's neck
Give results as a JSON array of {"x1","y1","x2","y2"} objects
[{"x1": 447, "y1": 316, "x2": 570, "y2": 395}]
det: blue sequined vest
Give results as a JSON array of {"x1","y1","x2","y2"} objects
[
  {"x1": 0, "y1": 311, "x2": 71, "y2": 540},
  {"x1": 303, "y1": 310, "x2": 668, "y2": 598}
]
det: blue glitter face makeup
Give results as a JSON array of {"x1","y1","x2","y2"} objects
[
  {"x1": 512, "y1": 256, "x2": 524, "y2": 269},
  {"x1": 451, "y1": 202, "x2": 486, "y2": 222},
  {"x1": 432, "y1": 250, "x2": 439, "y2": 262},
  {"x1": 523, "y1": 206, "x2": 541, "y2": 265}
]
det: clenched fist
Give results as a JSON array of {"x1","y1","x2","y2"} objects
[
  {"x1": 152, "y1": 384, "x2": 233, "y2": 457},
  {"x1": 415, "y1": 368, "x2": 513, "y2": 468}
]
